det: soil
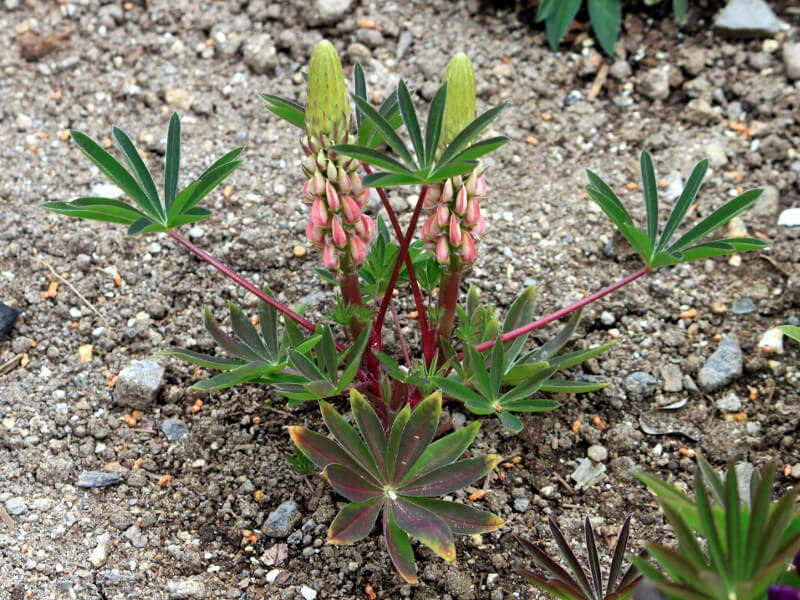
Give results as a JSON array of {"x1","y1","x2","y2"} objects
[{"x1": 1, "y1": 1, "x2": 799, "y2": 599}]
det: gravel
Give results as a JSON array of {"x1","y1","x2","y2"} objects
[
  {"x1": 698, "y1": 335, "x2": 743, "y2": 391},
  {"x1": 114, "y1": 359, "x2": 165, "y2": 410}
]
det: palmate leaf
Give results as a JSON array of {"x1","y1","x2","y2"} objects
[
  {"x1": 515, "y1": 515, "x2": 641, "y2": 600},
  {"x1": 43, "y1": 114, "x2": 242, "y2": 235},
  {"x1": 588, "y1": 152, "x2": 767, "y2": 268},
  {"x1": 159, "y1": 288, "x2": 299, "y2": 392},
  {"x1": 588, "y1": 0, "x2": 622, "y2": 56},
  {"x1": 541, "y1": 0, "x2": 582, "y2": 51},
  {"x1": 778, "y1": 325, "x2": 800, "y2": 343},
  {"x1": 293, "y1": 389, "x2": 502, "y2": 584}
]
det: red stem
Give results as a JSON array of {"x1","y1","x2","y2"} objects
[
  {"x1": 390, "y1": 298, "x2": 412, "y2": 367},
  {"x1": 468, "y1": 265, "x2": 650, "y2": 356},
  {"x1": 168, "y1": 230, "x2": 316, "y2": 333},
  {"x1": 363, "y1": 164, "x2": 434, "y2": 362},
  {"x1": 372, "y1": 185, "x2": 429, "y2": 352}
]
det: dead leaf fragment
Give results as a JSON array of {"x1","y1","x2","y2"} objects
[
  {"x1": 261, "y1": 543, "x2": 288, "y2": 566},
  {"x1": 78, "y1": 344, "x2": 93, "y2": 362}
]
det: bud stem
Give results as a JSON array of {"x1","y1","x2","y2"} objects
[{"x1": 435, "y1": 267, "x2": 463, "y2": 359}]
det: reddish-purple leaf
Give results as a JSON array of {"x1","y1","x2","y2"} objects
[
  {"x1": 289, "y1": 426, "x2": 377, "y2": 484},
  {"x1": 514, "y1": 569, "x2": 586, "y2": 600},
  {"x1": 328, "y1": 497, "x2": 383, "y2": 545},
  {"x1": 393, "y1": 391, "x2": 442, "y2": 484},
  {"x1": 385, "y1": 405, "x2": 411, "y2": 481},
  {"x1": 320, "y1": 401, "x2": 381, "y2": 479},
  {"x1": 403, "y1": 497, "x2": 503, "y2": 535},
  {"x1": 383, "y1": 502, "x2": 418, "y2": 584},
  {"x1": 399, "y1": 421, "x2": 480, "y2": 486},
  {"x1": 391, "y1": 496, "x2": 455, "y2": 562},
  {"x1": 324, "y1": 464, "x2": 383, "y2": 503},
  {"x1": 514, "y1": 534, "x2": 582, "y2": 590},
  {"x1": 399, "y1": 455, "x2": 500, "y2": 497},
  {"x1": 350, "y1": 389, "x2": 387, "y2": 478}
]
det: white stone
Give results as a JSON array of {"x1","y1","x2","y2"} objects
[
  {"x1": 91, "y1": 183, "x2": 123, "y2": 199},
  {"x1": 300, "y1": 586, "x2": 317, "y2": 600},
  {"x1": 778, "y1": 208, "x2": 800, "y2": 226},
  {"x1": 758, "y1": 327, "x2": 784, "y2": 354}
]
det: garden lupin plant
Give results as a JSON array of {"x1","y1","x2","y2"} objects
[{"x1": 43, "y1": 38, "x2": 773, "y2": 586}]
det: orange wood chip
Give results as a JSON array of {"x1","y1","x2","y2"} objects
[
  {"x1": 359, "y1": 19, "x2": 380, "y2": 29},
  {"x1": 113, "y1": 272, "x2": 122, "y2": 287},
  {"x1": 658, "y1": 178, "x2": 667, "y2": 188},
  {"x1": 784, "y1": 464, "x2": 792, "y2": 477},
  {"x1": 679, "y1": 308, "x2": 697, "y2": 319},
  {"x1": 223, "y1": 185, "x2": 233, "y2": 199},
  {"x1": 252, "y1": 416, "x2": 262, "y2": 425},
  {"x1": 541, "y1": 112, "x2": 550, "y2": 121},
  {"x1": 365, "y1": 584, "x2": 377, "y2": 600},
  {"x1": 20, "y1": 353, "x2": 29, "y2": 369},
  {"x1": 102, "y1": 137, "x2": 112, "y2": 149},
  {"x1": 747, "y1": 386, "x2": 758, "y2": 401},
  {"x1": 60, "y1": 129, "x2": 70, "y2": 141},
  {"x1": 21, "y1": 543, "x2": 29, "y2": 553},
  {"x1": 123, "y1": 414, "x2": 137, "y2": 427},
  {"x1": 625, "y1": 182, "x2": 638, "y2": 191},
  {"x1": 592, "y1": 415, "x2": 606, "y2": 430},
  {"x1": 108, "y1": 373, "x2": 117, "y2": 388},
  {"x1": 728, "y1": 121, "x2": 749, "y2": 135},
  {"x1": 571, "y1": 419, "x2": 581, "y2": 435},
  {"x1": 408, "y1": 311, "x2": 419, "y2": 319},
  {"x1": 35, "y1": 131, "x2": 49, "y2": 139},
  {"x1": 511, "y1": 456, "x2": 521, "y2": 464},
  {"x1": 132, "y1": 458, "x2": 142, "y2": 470},
  {"x1": 679, "y1": 447, "x2": 696, "y2": 458},
  {"x1": 497, "y1": 470, "x2": 505, "y2": 481},
  {"x1": 253, "y1": 490, "x2": 263, "y2": 502},
  {"x1": 468, "y1": 489, "x2": 486, "y2": 501},
  {"x1": 190, "y1": 399, "x2": 203, "y2": 413},
  {"x1": 242, "y1": 529, "x2": 259, "y2": 544},
  {"x1": 157, "y1": 474, "x2": 172, "y2": 486},
  {"x1": 51, "y1": 90, "x2": 62, "y2": 101},
  {"x1": 524, "y1": 136, "x2": 539, "y2": 145}
]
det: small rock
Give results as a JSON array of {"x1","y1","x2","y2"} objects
[
  {"x1": 587, "y1": 445, "x2": 608, "y2": 462},
  {"x1": 91, "y1": 183, "x2": 122, "y2": 199},
  {"x1": 760, "y1": 134, "x2": 790, "y2": 162},
  {"x1": 599, "y1": 310, "x2": 615, "y2": 326},
  {"x1": 637, "y1": 67, "x2": 670, "y2": 101},
  {"x1": 396, "y1": 31, "x2": 413, "y2": 60},
  {"x1": 698, "y1": 335, "x2": 742, "y2": 391},
  {"x1": 307, "y1": 0, "x2": 353, "y2": 26},
  {"x1": 300, "y1": 586, "x2": 317, "y2": 600},
  {"x1": 243, "y1": 34, "x2": 277, "y2": 75},
  {"x1": 716, "y1": 392, "x2": 742, "y2": 412},
  {"x1": 115, "y1": 359, "x2": 165, "y2": 410},
  {"x1": 347, "y1": 42, "x2": 371, "y2": 64},
  {"x1": 444, "y1": 569, "x2": 473, "y2": 598},
  {"x1": 160, "y1": 418, "x2": 189, "y2": 442},
  {"x1": 187, "y1": 226, "x2": 204, "y2": 240},
  {"x1": 731, "y1": 297, "x2": 757, "y2": 315},
  {"x1": 167, "y1": 578, "x2": 206, "y2": 599},
  {"x1": 513, "y1": 497, "x2": 530, "y2": 512},
  {"x1": 623, "y1": 371, "x2": 658, "y2": 400},
  {"x1": 165, "y1": 88, "x2": 192, "y2": 111},
  {"x1": 783, "y1": 43, "x2": 800, "y2": 80},
  {"x1": 683, "y1": 48, "x2": 707, "y2": 76},
  {"x1": 90, "y1": 535, "x2": 110, "y2": 567},
  {"x1": 98, "y1": 3, "x2": 124, "y2": 25},
  {"x1": 5, "y1": 497, "x2": 27, "y2": 516},
  {"x1": 757, "y1": 328, "x2": 783, "y2": 354},
  {"x1": 263, "y1": 501, "x2": 301, "y2": 538},
  {"x1": 76, "y1": 471, "x2": 124, "y2": 488},
  {"x1": 791, "y1": 464, "x2": 800, "y2": 479},
  {"x1": 683, "y1": 98, "x2": 717, "y2": 125},
  {"x1": 125, "y1": 525, "x2": 148, "y2": 548},
  {"x1": 713, "y1": 0, "x2": 784, "y2": 38},
  {"x1": 660, "y1": 364, "x2": 683, "y2": 392},
  {"x1": 571, "y1": 458, "x2": 606, "y2": 490},
  {"x1": 704, "y1": 143, "x2": 728, "y2": 167},
  {"x1": 609, "y1": 60, "x2": 632, "y2": 80},
  {"x1": 750, "y1": 185, "x2": 778, "y2": 218},
  {"x1": 15, "y1": 113, "x2": 33, "y2": 131},
  {"x1": 778, "y1": 208, "x2": 800, "y2": 226},
  {"x1": 0, "y1": 301, "x2": 20, "y2": 342}
]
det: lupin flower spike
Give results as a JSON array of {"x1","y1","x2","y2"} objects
[{"x1": 305, "y1": 40, "x2": 350, "y2": 146}]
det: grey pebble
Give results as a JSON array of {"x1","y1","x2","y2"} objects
[
  {"x1": 167, "y1": 578, "x2": 207, "y2": 599},
  {"x1": 716, "y1": 392, "x2": 742, "y2": 412},
  {"x1": 0, "y1": 301, "x2": 20, "y2": 342},
  {"x1": 5, "y1": 497, "x2": 27, "y2": 516},
  {"x1": 125, "y1": 525, "x2": 148, "y2": 548},
  {"x1": 784, "y1": 43, "x2": 800, "y2": 80},
  {"x1": 713, "y1": 0, "x2": 784, "y2": 38},
  {"x1": 731, "y1": 297, "x2": 756, "y2": 315},
  {"x1": 599, "y1": 311, "x2": 615, "y2": 326},
  {"x1": 160, "y1": 418, "x2": 189, "y2": 442},
  {"x1": 76, "y1": 471, "x2": 125, "y2": 488},
  {"x1": 623, "y1": 371, "x2": 658, "y2": 400},
  {"x1": 396, "y1": 31, "x2": 413, "y2": 60},
  {"x1": 587, "y1": 445, "x2": 608, "y2": 462},
  {"x1": 660, "y1": 364, "x2": 683, "y2": 393},
  {"x1": 513, "y1": 497, "x2": 530, "y2": 512},
  {"x1": 307, "y1": 0, "x2": 353, "y2": 26},
  {"x1": 263, "y1": 501, "x2": 301, "y2": 538},
  {"x1": 698, "y1": 335, "x2": 742, "y2": 391},
  {"x1": 114, "y1": 359, "x2": 165, "y2": 410}
]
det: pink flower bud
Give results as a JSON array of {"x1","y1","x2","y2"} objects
[
  {"x1": 449, "y1": 213, "x2": 462, "y2": 246},
  {"x1": 337, "y1": 168, "x2": 352, "y2": 193},
  {"x1": 454, "y1": 185, "x2": 468, "y2": 215},
  {"x1": 326, "y1": 181, "x2": 341, "y2": 211},
  {"x1": 313, "y1": 171, "x2": 326, "y2": 195},
  {"x1": 326, "y1": 161, "x2": 338, "y2": 182},
  {"x1": 436, "y1": 236, "x2": 450, "y2": 264},
  {"x1": 311, "y1": 197, "x2": 330, "y2": 227},
  {"x1": 304, "y1": 155, "x2": 317, "y2": 177},
  {"x1": 349, "y1": 235, "x2": 367, "y2": 264},
  {"x1": 460, "y1": 232, "x2": 477, "y2": 264},
  {"x1": 306, "y1": 220, "x2": 325, "y2": 245},
  {"x1": 354, "y1": 188, "x2": 370, "y2": 208},
  {"x1": 441, "y1": 179, "x2": 454, "y2": 203},
  {"x1": 474, "y1": 175, "x2": 487, "y2": 197},
  {"x1": 331, "y1": 216, "x2": 347, "y2": 247},
  {"x1": 358, "y1": 215, "x2": 376, "y2": 243},
  {"x1": 421, "y1": 214, "x2": 438, "y2": 242},
  {"x1": 474, "y1": 215, "x2": 486, "y2": 236},
  {"x1": 341, "y1": 195, "x2": 361, "y2": 224},
  {"x1": 436, "y1": 204, "x2": 450, "y2": 227},
  {"x1": 323, "y1": 244, "x2": 338, "y2": 270},
  {"x1": 350, "y1": 172, "x2": 363, "y2": 196},
  {"x1": 464, "y1": 196, "x2": 481, "y2": 227},
  {"x1": 426, "y1": 184, "x2": 442, "y2": 203},
  {"x1": 316, "y1": 150, "x2": 327, "y2": 174},
  {"x1": 302, "y1": 180, "x2": 314, "y2": 203},
  {"x1": 465, "y1": 170, "x2": 477, "y2": 195}
]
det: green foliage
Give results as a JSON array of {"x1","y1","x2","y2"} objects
[
  {"x1": 536, "y1": 0, "x2": 688, "y2": 56},
  {"x1": 42, "y1": 113, "x2": 242, "y2": 235},
  {"x1": 330, "y1": 80, "x2": 508, "y2": 188},
  {"x1": 587, "y1": 151, "x2": 767, "y2": 269},
  {"x1": 432, "y1": 285, "x2": 613, "y2": 432},
  {"x1": 289, "y1": 389, "x2": 503, "y2": 584},
  {"x1": 779, "y1": 325, "x2": 800, "y2": 344},
  {"x1": 285, "y1": 444, "x2": 315, "y2": 476},
  {"x1": 634, "y1": 457, "x2": 800, "y2": 600},
  {"x1": 514, "y1": 515, "x2": 643, "y2": 600}
]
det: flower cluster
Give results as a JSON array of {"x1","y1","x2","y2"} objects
[
  {"x1": 421, "y1": 167, "x2": 487, "y2": 266},
  {"x1": 301, "y1": 137, "x2": 375, "y2": 271},
  {"x1": 300, "y1": 40, "x2": 375, "y2": 272}
]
